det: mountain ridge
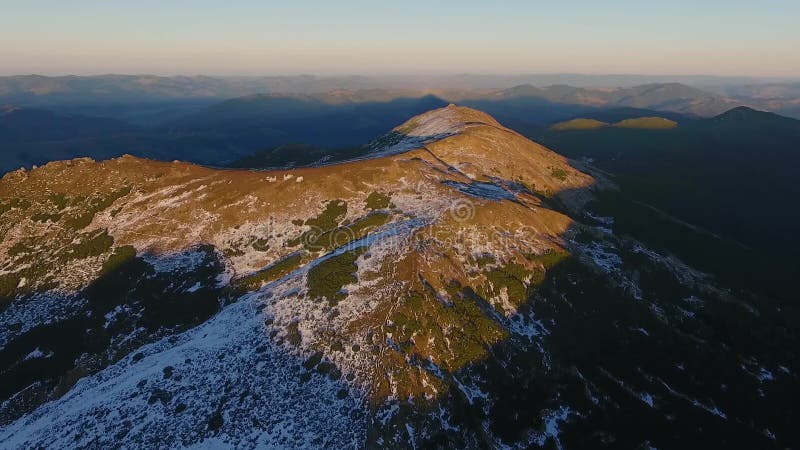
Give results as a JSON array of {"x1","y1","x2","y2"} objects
[
  {"x1": 1, "y1": 105, "x2": 797, "y2": 448},
  {"x1": 0, "y1": 105, "x2": 596, "y2": 447}
]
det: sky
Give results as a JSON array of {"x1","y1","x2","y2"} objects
[{"x1": 2, "y1": 0, "x2": 799, "y2": 77}]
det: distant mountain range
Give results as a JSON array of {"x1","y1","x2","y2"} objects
[
  {"x1": 462, "y1": 82, "x2": 740, "y2": 117},
  {"x1": 705, "y1": 82, "x2": 800, "y2": 119},
  {"x1": 3, "y1": 73, "x2": 799, "y2": 99},
  {"x1": 0, "y1": 80, "x2": 769, "y2": 173},
  {"x1": 0, "y1": 76, "x2": 746, "y2": 116}
]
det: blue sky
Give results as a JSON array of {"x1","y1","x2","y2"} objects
[{"x1": 2, "y1": 0, "x2": 799, "y2": 76}]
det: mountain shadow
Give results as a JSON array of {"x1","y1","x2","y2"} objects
[
  {"x1": 527, "y1": 106, "x2": 800, "y2": 302},
  {"x1": 0, "y1": 95, "x2": 449, "y2": 174}
]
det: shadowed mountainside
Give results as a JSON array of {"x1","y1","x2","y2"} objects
[
  {"x1": 0, "y1": 106, "x2": 135, "y2": 143},
  {"x1": 530, "y1": 106, "x2": 800, "y2": 301}
]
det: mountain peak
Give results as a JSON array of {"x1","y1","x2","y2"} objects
[
  {"x1": 710, "y1": 105, "x2": 797, "y2": 125},
  {"x1": 362, "y1": 104, "x2": 511, "y2": 160},
  {"x1": 714, "y1": 105, "x2": 767, "y2": 118},
  {"x1": 393, "y1": 104, "x2": 504, "y2": 136}
]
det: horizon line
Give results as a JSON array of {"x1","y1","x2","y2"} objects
[{"x1": 2, "y1": 72, "x2": 800, "y2": 81}]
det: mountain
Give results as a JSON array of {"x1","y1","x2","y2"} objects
[
  {"x1": 463, "y1": 83, "x2": 740, "y2": 118},
  {"x1": 0, "y1": 75, "x2": 252, "y2": 104},
  {"x1": 703, "y1": 82, "x2": 800, "y2": 120},
  {"x1": 1, "y1": 105, "x2": 797, "y2": 448},
  {"x1": 0, "y1": 74, "x2": 781, "y2": 106},
  {"x1": 0, "y1": 76, "x2": 742, "y2": 123},
  {"x1": 705, "y1": 105, "x2": 800, "y2": 131},
  {"x1": 715, "y1": 82, "x2": 800, "y2": 101},
  {"x1": 604, "y1": 83, "x2": 731, "y2": 115}
]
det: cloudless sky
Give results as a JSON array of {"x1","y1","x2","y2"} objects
[{"x1": 1, "y1": 0, "x2": 799, "y2": 76}]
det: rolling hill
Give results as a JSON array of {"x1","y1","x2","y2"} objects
[
  {"x1": 550, "y1": 118, "x2": 609, "y2": 131},
  {"x1": 550, "y1": 116, "x2": 679, "y2": 131}
]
